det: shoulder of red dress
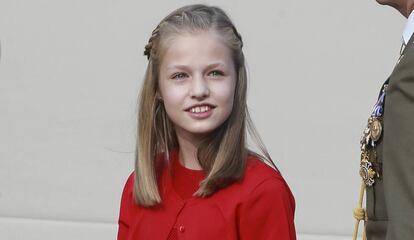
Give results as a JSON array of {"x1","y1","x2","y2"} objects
[
  {"x1": 122, "y1": 171, "x2": 135, "y2": 194},
  {"x1": 245, "y1": 156, "x2": 283, "y2": 181},
  {"x1": 214, "y1": 155, "x2": 285, "y2": 196}
]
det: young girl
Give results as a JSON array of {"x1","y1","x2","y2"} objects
[{"x1": 117, "y1": 4, "x2": 296, "y2": 240}]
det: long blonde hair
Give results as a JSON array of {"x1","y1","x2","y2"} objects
[{"x1": 135, "y1": 4, "x2": 276, "y2": 207}]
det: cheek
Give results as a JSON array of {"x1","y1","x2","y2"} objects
[
  {"x1": 159, "y1": 84, "x2": 186, "y2": 113},
  {"x1": 214, "y1": 81, "x2": 236, "y2": 111}
]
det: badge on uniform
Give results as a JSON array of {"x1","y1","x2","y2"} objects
[{"x1": 359, "y1": 83, "x2": 388, "y2": 187}]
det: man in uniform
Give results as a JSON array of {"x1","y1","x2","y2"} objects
[{"x1": 354, "y1": 0, "x2": 414, "y2": 239}]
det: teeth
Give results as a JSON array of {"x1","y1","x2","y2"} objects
[{"x1": 190, "y1": 105, "x2": 210, "y2": 113}]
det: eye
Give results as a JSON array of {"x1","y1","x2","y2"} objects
[
  {"x1": 208, "y1": 70, "x2": 224, "y2": 77},
  {"x1": 171, "y1": 72, "x2": 188, "y2": 80}
]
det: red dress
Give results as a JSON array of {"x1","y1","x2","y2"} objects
[{"x1": 117, "y1": 150, "x2": 296, "y2": 240}]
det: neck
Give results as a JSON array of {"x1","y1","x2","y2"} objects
[
  {"x1": 175, "y1": 131, "x2": 204, "y2": 170},
  {"x1": 407, "y1": 2, "x2": 414, "y2": 17},
  {"x1": 401, "y1": 1, "x2": 414, "y2": 18}
]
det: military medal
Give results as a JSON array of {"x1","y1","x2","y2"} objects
[
  {"x1": 360, "y1": 158, "x2": 376, "y2": 187},
  {"x1": 368, "y1": 117, "x2": 382, "y2": 142},
  {"x1": 358, "y1": 83, "x2": 388, "y2": 187},
  {"x1": 354, "y1": 75, "x2": 390, "y2": 240}
]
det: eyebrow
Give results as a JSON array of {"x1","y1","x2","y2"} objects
[{"x1": 166, "y1": 62, "x2": 227, "y2": 71}]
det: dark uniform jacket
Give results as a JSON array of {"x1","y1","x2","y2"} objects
[{"x1": 366, "y1": 33, "x2": 414, "y2": 239}]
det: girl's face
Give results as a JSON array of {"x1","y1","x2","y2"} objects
[{"x1": 158, "y1": 30, "x2": 236, "y2": 142}]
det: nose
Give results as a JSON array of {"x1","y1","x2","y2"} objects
[{"x1": 190, "y1": 74, "x2": 209, "y2": 99}]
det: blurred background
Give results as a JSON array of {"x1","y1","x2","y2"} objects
[{"x1": 0, "y1": 0, "x2": 405, "y2": 239}]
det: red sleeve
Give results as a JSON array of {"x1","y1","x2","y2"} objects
[
  {"x1": 238, "y1": 178, "x2": 296, "y2": 240},
  {"x1": 117, "y1": 173, "x2": 135, "y2": 240}
]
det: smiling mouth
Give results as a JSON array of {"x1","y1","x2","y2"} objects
[
  {"x1": 190, "y1": 105, "x2": 210, "y2": 113},
  {"x1": 185, "y1": 104, "x2": 216, "y2": 113}
]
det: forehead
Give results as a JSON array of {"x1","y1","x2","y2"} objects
[{"x1": 160, "y1": 30, "x2": 233, "y2": 68}]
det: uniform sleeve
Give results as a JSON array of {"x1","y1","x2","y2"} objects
[
  {"x1": 117, "y1": 172, "x2": 135, "y2": 240},
  {"x1": 238, "y1": 178, "x2": 296, "y2": 240},
  {"x1": 383, "y1": 48, "x2": 414, "y2": 239}
]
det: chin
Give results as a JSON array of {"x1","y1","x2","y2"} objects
[
  {"x1": 375, "y1": 0, "x2": 399, "y2": 8},
  {"x1": 177, "y1": 125, "x2": 217, "y2": 139},
  {"x1": 188, "y1": 127, "x2": 216, "y2": 136},
  {"x1": 376, "y1": 1, "x2": 407, "y2": 16}
]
